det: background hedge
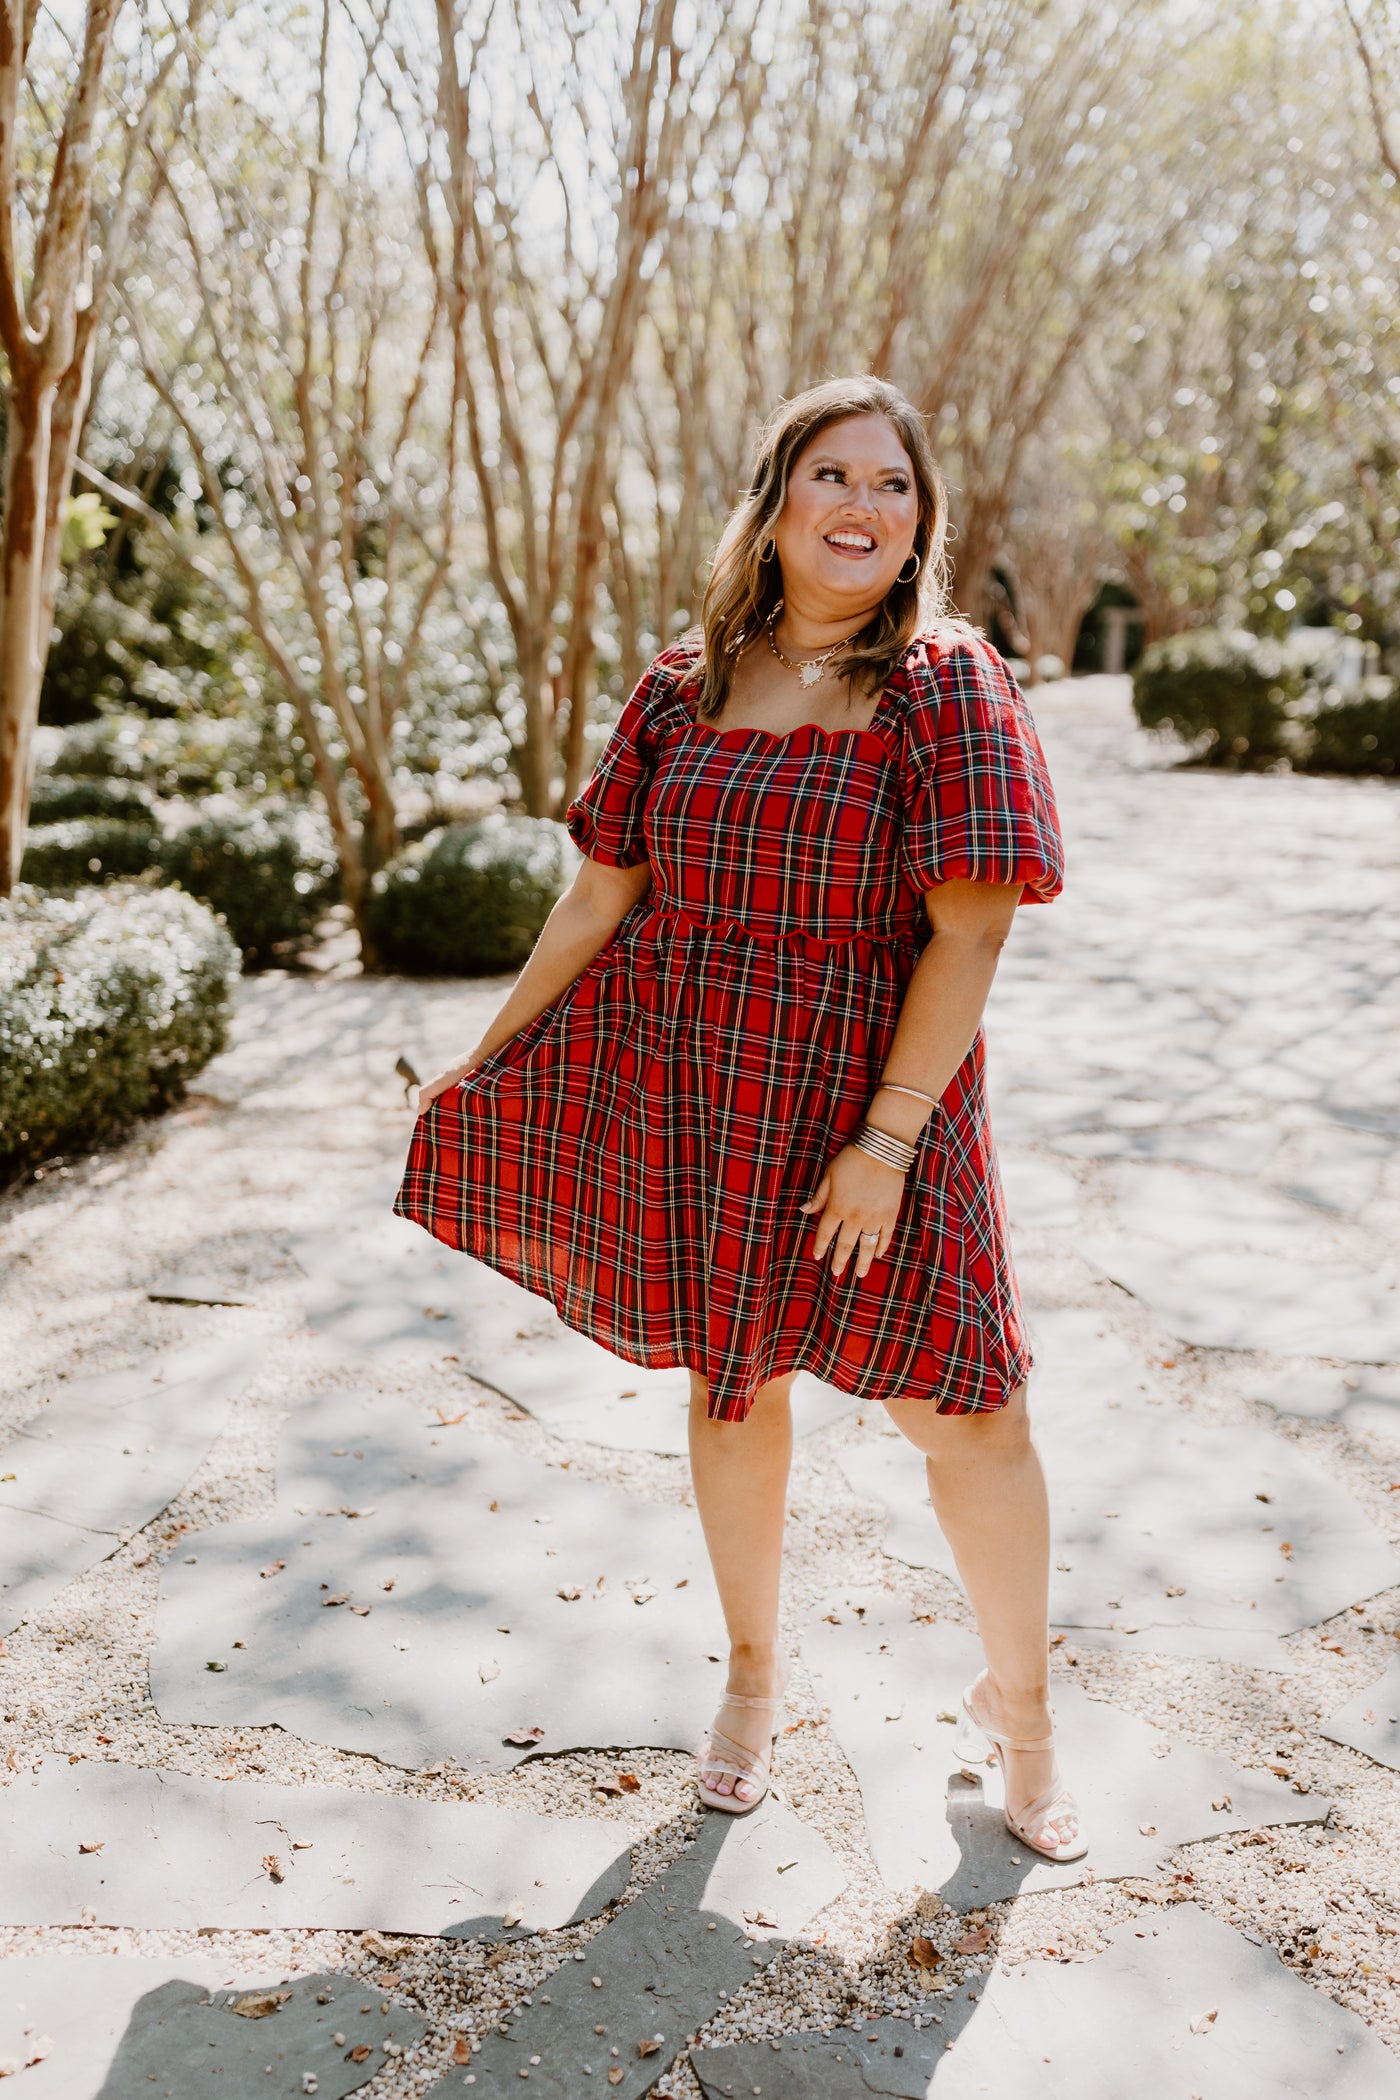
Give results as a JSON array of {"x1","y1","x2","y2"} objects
[
  {"x1": 28, "y1": 774, "x2": 156, "y2": 824},
  {"x1": 0, "y1": 884, "x2": 240, "y2": 1180},
  {"x1": 1131, "y1": 628, "x2": 1305, "y2": 764},
  {"x1": 158, "y1": 807, "x2": 341, "y2": 964},
  {"x1": 20, "y1": 816, "x2": 161, "y2": 889},
  {"x1": 367, "y1": 813, "x2": 576, "y2": 975}
]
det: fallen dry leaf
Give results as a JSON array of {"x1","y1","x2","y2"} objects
[
  {"x1": 594, "y1": 1776, "x2": 624, "y2": 1797},
  {"x1": 78, "y1": 1840, "x2": 104, "y2": 1855},
  {"x1": 230, "y1": 1990, "x2": 292, "y2": 2019},
  {"x1": 1190, "y1": 2007, "x2": 1219, "y2": 2035},
  {"x1": 350, "y1": 1604, "x2": 372, "y2": 1617},
  {"x1": 262, "y1": 1854, "x2": 285, "y2": 1883},
  {"x1": 258, "y1": 1560, "x2": 286, "y2": 1579},
  {"x1": 501, "y1": 1903, "x2": 524, "y2": 1928},
  {"x1": 1278, "y1": 1541, "x2": 1294, "y2": 1559},
  {"x1": 488, "y1": 1499, "x2": 500, "y2": 1512},
  {"x1": 292, "y1": 1839, "x2": 313, "y2": 1851},
  {"x1": 503, "y1": 1724, "x2": 546, "y2": 1746},
  {"x1": 1165, "y1": 1585, "x2": 1186, "y2": 1598},
  {"x1": 608, "y1": 2071, "x2": 624, "y2": 2087},
  {"x1": 744, "y1": 1908, "x2": 777, "y2": 1929},
  {"x1": 347, "y1": 2043, "x2": 371, "y2": 2063},
  {"x1": 360, "y1": 1930, "x2": 406, "y2": 1960},
  {"x1": 954, "y1": 1927, "x2": 991, "y2": 1954},
  {"x1": 909, "y1": 1936, "x2": 943, "y2": 1971},
  {"x1": 617, "y1": 1772, "x2": 641, "y2": 1793},
  {"x1": 637, "y1": 2037, "x2": 661, "y2": 2057},
  {"x1": 631, "y1": 1589, "x2": 656, "y2": 1606},
  {"x1": 557, "y1": 1586, "x2": 581, "y2": 1601},
  {"x1": 1211, "y1": 1795, "x2": 1232, "y2": 1812},
  {"x1": 478, "y1": 1660, "x2": 500, "y2": 1684},
  {"x1": 452, "y1": 2037, "x2": 472, "y2": 2063},
  {"x1": 79, "y1": 1906, "x2": 97, "y2": 1925},
  {"x1": 1138, "y1": 1824, "x2": 1158, "y2": 1836},
  {"x1": 435, "y1": 1407, "x2": 467, "y2": 1426},
  {"x1": 423, "y1": 1306, "x2": 448, "y2": 1319},
  {"x1": 321, "y1": 1594, "x2": 349, "y2": 1608}
]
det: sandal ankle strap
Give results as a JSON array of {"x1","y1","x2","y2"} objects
[{"x1": 717, "y1": 1688, "x2": 786, "y2": 1714}]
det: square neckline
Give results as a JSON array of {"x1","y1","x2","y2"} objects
[{"x1": 676, "y1": 648, "x2": 915, "y2": 749}]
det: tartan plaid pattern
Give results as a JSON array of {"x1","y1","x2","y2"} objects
[{"x1": 394, "y1": 629, "x2": 1065, "y2": 1423}]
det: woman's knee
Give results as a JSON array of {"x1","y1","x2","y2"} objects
[
  {"x1": 883, "y1": 1378, "x2": 1032, "y2": 1464},
  {"x1": 688, "y1": 1366, "x2": 795, "y2": 1426}
]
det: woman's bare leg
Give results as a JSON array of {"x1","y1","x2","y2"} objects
[
  {"x1": 688, "y1": 1368, "x2": 794, "y2": 1801},
  {"x1": 881, "y1": 1378, "x2": 1078, "y2": 1847}
]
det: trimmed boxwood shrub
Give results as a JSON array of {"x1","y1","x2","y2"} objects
[
  {"x1": 1305, "y1": 690, "x2": 1400, "y2": 775},
  {"x1": 1132, "y1": 628, "x2": 1304, "y2": 764},
  {"x1": 0, "y1": 884, "x2": 240, "y2": 1180},
  {"x1": 28, "y1": 774, "x2": 156, "y2": 824},
  {"x1": 367, "y1": 814, "x2": 577, "y2": 975},
  {"x1": 52, "y1": 712, "x2": 271, "y2": 796},
  {"x1": 159, "y1": 807, "x2": 341, "y2": 964},
  {"x1": 20, "y1": 816, "x2": 161, "y2": 888}
]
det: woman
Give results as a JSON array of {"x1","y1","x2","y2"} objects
[{"x1": 396, "y1": 376, "x2": 1083, "y2": 1863}]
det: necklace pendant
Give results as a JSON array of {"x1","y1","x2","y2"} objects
[{"x1": 798, "y1": 661, "x2": 823, "y2": 687}]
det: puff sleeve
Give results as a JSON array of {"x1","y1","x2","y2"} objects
[
  {"x1": 563, "y1": 655, "x2": 675, "y2": 867},
  {"x1": 899, "y1": 635, "x2": 1065, "y2": 905}
]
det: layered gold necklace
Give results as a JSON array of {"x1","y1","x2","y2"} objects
[{"x1": 764, "y1": 600, "x2": 867, "y2": 688}]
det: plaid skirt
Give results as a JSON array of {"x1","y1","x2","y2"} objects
[{"x1": 394, "y1": 630, "x2": 1065, "y2": 1423}]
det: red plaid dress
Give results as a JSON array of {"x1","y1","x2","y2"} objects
[{"x1": 394, "y1": 627, "x2": 1064, "y2": 1423}]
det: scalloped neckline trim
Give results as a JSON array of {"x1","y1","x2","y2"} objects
[{"x1": 676, "y1": 655, "x2": 912, "y2": 748}]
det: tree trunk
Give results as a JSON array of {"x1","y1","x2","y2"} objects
[{"x1": 0, "y1": 372, "x2": 52, "y2": 891}]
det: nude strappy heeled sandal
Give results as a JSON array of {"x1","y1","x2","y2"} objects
[
  {"x1": 696, "y1": 1668, "x2": 790, "y2": 1815},
  {"x1": 952, "y1": 1670, "x2": 1088, "y2": 1863}
]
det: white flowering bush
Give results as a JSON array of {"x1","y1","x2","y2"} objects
[{"x1": 0, "y1": 885, "x2": 240, "y2": 1180}]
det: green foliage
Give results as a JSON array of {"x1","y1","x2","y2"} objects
[
  {"x1": 28, "y1": 774, "x2": 156, "y2": 824},
  {"x1": 368, "y1": 815, "x2": 577, "y2": 976},
  {"x1": 21, "y1": 818, "x2": 161, "y2": 889},
  {"x1": 0, "y1": 885, "x2": 240, "y2": 1181},
  {"x1": 1305, "y1": 691, "x2": 1400, "y2": 776},
  {"x1": 1131, "y1": 628, "x2": 1305, "y2": 765},
  {"x1": 159, "y1": 808, "x2": 341, "y2": 964},
  {"x1": 50, "y1": 712, "x2": 299, "y2": 798},
  {"x1": 58, "y1": 492, "x2": 119, "y2": 564}
]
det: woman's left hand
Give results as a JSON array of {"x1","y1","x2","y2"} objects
[{"x1": 799, "y1": 1143, "x2": 907, "y2": 1279}]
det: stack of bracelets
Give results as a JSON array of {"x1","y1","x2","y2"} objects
[{"x1": 850, "y1": 1080, "x2": 941, "y2": 1175}]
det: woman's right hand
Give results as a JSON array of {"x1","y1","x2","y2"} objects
[{"x1": 414, "y1": 1048, "x2": 487, "y2": 1113}]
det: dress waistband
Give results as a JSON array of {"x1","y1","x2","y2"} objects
[{"x1": 634, "y1": 898, "x2": 926, "y2": 951}]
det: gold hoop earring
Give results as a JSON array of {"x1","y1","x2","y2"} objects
[
  {"x1": 897, "y1": 550, "x2": 921, "y2": 583},
  {"x1": 759, "y1": 536, "x2": 777, "y2": 563}
]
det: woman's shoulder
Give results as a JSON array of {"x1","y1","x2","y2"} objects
[{"x1": 901, "y1": 618, "x2": 995, "y2": 677}]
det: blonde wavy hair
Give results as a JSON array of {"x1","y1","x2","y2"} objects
[{"x1": 677, "y1": 376, "x2": 973, "y2": 722}]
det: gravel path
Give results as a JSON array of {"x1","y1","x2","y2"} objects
[{"x1": 2, "y1": 673, "x2": 1399, "y2": 2094}]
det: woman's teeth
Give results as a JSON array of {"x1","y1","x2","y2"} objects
[{"x1": 825, "y1": 532, "x2": 876, "y2": 551}]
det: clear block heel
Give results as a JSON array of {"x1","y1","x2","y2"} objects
[{"x1": 955, "y1": 1672, "x2": 1088, "y2": 1864}]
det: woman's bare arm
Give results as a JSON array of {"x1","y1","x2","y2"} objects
[
  {"x1": 800, "y1": 878, "x2": 1024, "y2": 1277},
  {"x1": 415, "y1": 857, "x2": 653, "y2": 1108}
]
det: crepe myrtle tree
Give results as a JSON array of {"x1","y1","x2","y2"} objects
[
  {"x1": 112, "y1": 0, "x2": 461, "y2": 965},
  {"x1": 0, "y1": 0, "x2": 201, "y2": 893}
]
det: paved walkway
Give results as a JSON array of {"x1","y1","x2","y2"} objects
[{"x1": 2, "y1": 675, "x2": 1399, "y2": 2097}]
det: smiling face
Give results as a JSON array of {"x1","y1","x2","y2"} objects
[{"x1": 770, "y1": 413, "x2": 920, "y2": 619}]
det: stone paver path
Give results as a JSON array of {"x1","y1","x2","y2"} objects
[
  {"x1": 2, "y1": 675, "x2": 1399, "y2": 2094},
  {"x1": 691, "y1": 1904, "x2": 1400, "y2": 2098},
  {"x1": 150, "y1": 1388, "x2": 728, "y2": 1769},
  {"x1": 0, "y1": 1757, "x2": 628, "y2": 1934},
  {"x1": 0, "y1": 1957, "x2": 428, "y2": 2098},
  {"x1": 802, "y1": 1591, "x2": 1326, "y2": 1906}
]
